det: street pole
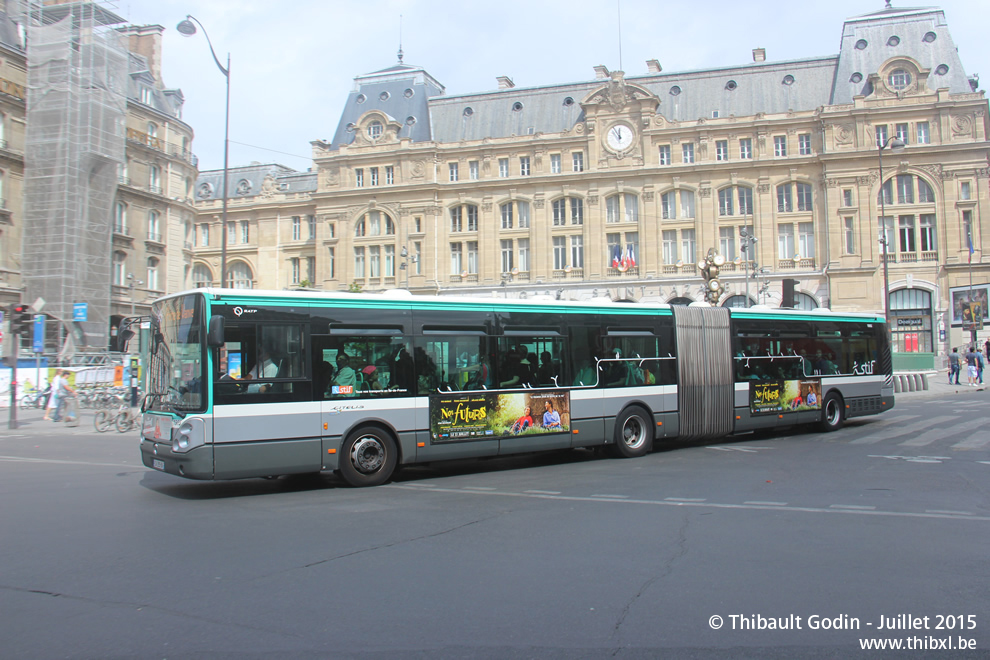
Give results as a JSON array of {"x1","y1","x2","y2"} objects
[
  {"x1": 177, "y1": 15, "x2": 230, "y2": 288},
  {"x1": 877, "y1": 135, "x2": 906, "y2": 330}
]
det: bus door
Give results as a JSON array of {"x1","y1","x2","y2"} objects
[{"x1": 672, "y1": 306, "x2": 734, "y2": 440}]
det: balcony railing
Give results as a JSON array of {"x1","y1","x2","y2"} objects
[
  {"x1": 148, "y1": 185, "x2": 163, "y2": 195},
  {"x1": 921, "y1": 251, "x2": 938, "y2": 262},
  {"x1": 147, "y1": 232, "x2": 163, "y2": 243},
  {"x1": 607, "y1": 266, "x2": 640, "y2": 277}
]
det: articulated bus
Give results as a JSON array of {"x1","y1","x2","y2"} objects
[{"x1": 134, "y1": 288, "x2": 893, "y2": 487}]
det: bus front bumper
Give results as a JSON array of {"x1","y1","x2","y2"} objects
[{"x1": 141, "y1": 439, "x2": 214, "y2": 480}]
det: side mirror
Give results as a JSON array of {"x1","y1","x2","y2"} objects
[{"x1": 207, "y1": 315, "x2": 225, "y2": 347}]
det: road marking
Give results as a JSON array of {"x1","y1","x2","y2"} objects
[
  {"x1": 387, "y1": 484, "x2": 990, "y2": 522},
  {"x1": 524, "y1": 490, "x2": 561, "y2": 495},
  {"x1": 664, "y1": 497, "x2": 707, "y2": 502},
  {"x1": 900, "y1": 417, "x2": 986, "y2": 447},
  {"x1": 830, "y1": 504, "x2": 876, "y2": 510},
  {"x1": 0, "y1": 455, "x2": 134, "y2": 468},
  {"x1": 706, "y1": 446, "x2": 772, "y2": 453},
  {"x1": 744, "y1": 501, "x2": 787, "y2": 506},
  {"x1": 868, "y1": 454, "x2": 952, "y2": 464},
  {"x1": 463, "y1": 486, "x2": 496, "y2": 491},
  {"x1": 951, "y1": 434, "x2": 990, "y2": 450},
  {"x1": 851, "y1": 415, "x2": 951, "y2": 445},
  {"x1": 926, "y1": 509, "x2": 973, "y2": 516},
  {"x1": 591, "y1": 494, "x2": 629, "y2": 499}
]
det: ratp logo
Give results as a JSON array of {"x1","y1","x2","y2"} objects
[{"x1": 232, "y1": 307, "x2": 258, "y2": 317}]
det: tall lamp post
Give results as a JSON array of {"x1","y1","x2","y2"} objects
[
  {"x1": 177, "y1": 15, "x2": 230, "y2": 288},
  {"x1": 877, "y1": 135, "x2": 906, "y2": 327},
  {"x1": 739, "y1": 227, "x2": 757, "y2": 307}
]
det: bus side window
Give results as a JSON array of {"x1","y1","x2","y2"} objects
[{"x1": 568, "y1": 326, "x2": 600, "y2": 387}]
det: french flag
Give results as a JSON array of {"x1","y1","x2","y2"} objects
[
  {"x1": 611, "y1": 244, "x2": 622, "y2": 268},
  {"x1": 625, "y1": 244, "x2": 637, "y2": 268}
]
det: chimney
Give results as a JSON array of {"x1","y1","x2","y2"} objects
[
  {"x1": 752, "y1": 48, "x2": 766, "y2": 63},
  {"x1": 497, "y1": 76, "x2": 515, "y2": 89},
  {"x1": 121, "y1": 25, "x2": 166, "y2": 83},
  {"x1": 646, "y1": 59, "x2": 662, "y2": 73},
  {"x1": 594, "y1": 65, "x2": 610, "y2": 79}
]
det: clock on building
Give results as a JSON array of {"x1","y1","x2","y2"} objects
[{"x1": 605, "y1": 122, "x2": 635, "y2": 152}]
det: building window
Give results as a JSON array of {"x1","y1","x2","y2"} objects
[
  {"x1": 227, "y1": 221, "x2": 236, "y2": 245},
  {"x1": 291, "y1": 257, "x2": 301, "y2": 284},
  {"x1": 553, "y1": 236, "x2": 567, "y2": 270},
  {"x1": 328, "y1": 248, "x2": 335, "y2": 279},
  {"x1": 414, "y1": 242, "x2": 422, "y2": 274},
  {"x1": 500, "y1": 239, "x2": 513, "y2": 272},
  {"x1": 449, "y1": 162, "x2": 458, "y2": 182},
  {"x1": 719, "y1": 186, "x2": 754, "y2": 216},
  {"x1": 799, "y1": 133, "x2": 812, "y2": 155},
  {"x1": 963, "y1": 210, "x2": 974, "y2": 251},
  {"x1": 888, "y1": 68, "x2": 911, "y2": 90},
  {"x1": 147, "y1": 210, "x2": 160, "y2": 242},
  {"x1": 895, "y1": 123, "x2": 909, "y2": 144},
  {"x1": 571, "y1": 235, "x2": 584, "y2": 268},
  {"x1": 552, "y1": 199, "x2": 566, "y2": 226},
  {"x1": 112, "y1": 251, "x2": 126, "y2": 286},
  {"x1": 367, "y1": 121, "x2": 383, "y2": 139},
  {"x1": 961, "y1": 181, "x2": 972, "y2": 201},
  {"x1": 386, "y1": 166, "x2": 394, "y2": 184},
  {"x1": 658, "y1": 145, "x2": 671, "y2": 165},
  {"x1": 739, "y1": 138, "x2": 752, "y2": 159},
  {"x1": 114, "y1": 202, "x2": 127, "y2": 234},
  {"x1": 241, "y1": 221, "x2": 250, "y2": 244},
  {"x1": 796, "y1": 183, "x2": 813, "y2": 211},
  {"x1": 719, "y1": 227, "x2": 737, "y2": 260},
  {"x1": 572, "y1": 152, "x2": 584, "y2": 172},
  {"x1": 463, "y1": 242, "x2": 477, "y2": 274},
  {"x1": 370, "y1": 167, "x2": 379, "y2": 186},
  {"x1": 354, "y1": 247, "x2": 365, "y2": 278},
  {"x1": 777, "y1": 184, "x2": 793, "y2": 212},
  {"x1": 716, "y1": 140, "x2": 728, "y2": 161},
  {"x1": 898, "y1": 215, "x2": 916, "y2": 253},
  {"x1": 149, "y1": 165, "x2": 162, "y2": 194},
  {"x1": 518, "y1": 239, "x2": 529, "y2": 272},
  {"x1": 550, "y1": 154, "x2": 561, "y2": 173},
  {"x1": 916, "y1": 122, "x2": 930, "y2": 144},
  {"x1": 448, "y1": 205, "x2": 469, "y2": 233},
  {"x1": 369, "y1": 246, "x2": 381, "y2": 278},
  {"x1": 680, "y1": 229, "x2": 696, "y2": 264},
  {"x1": 200, "y1": 223, "x2": 209, "y2": 247},
  {"x1": 682, "y1": 143, "x2": 695, "y2": 164},
  {"x1": 414, "y1": 216, "x2": 422, "y2": 233},
  {"x1": 500, "y1": 202, "x2": 513, "y2": 229},
  {"x1": 844, "y1": 217, "x2": 856, "y2": 254},
  {"x1": 798, "y1": 222, "x2": 815, "y2": 258},
  {"x1": 308, "y1": 215, "x2": 317, "y2": 239},
  {"x1": 192, "y1": 264, "x2": 212, "y2": 288},
  {"x1": 499, "y1": 158, "x2": 509, "y2": 177},
  {"x1": 774, "y1": 136, "x2": 787, "y2": 157},
  {"x1": 777, "y1": 224, "x2": 795, "y2": 258},
  {"x1": 661, "y1": 190, "x2": 696, "y2": 219},
  {"x1": 920, "y1": 214, "x2": 937, "y2": 252},
  {"x1": 519, "y1": 156, "x2": 530, "y2": 176},
  {"x1": 469, "y1": 161, "x2": 479, "y2": 180},
  {"x1": 718, "y1": 188, "x2": 734, "y2": 216},
  {"x1": 449, "y1": 243, "x2": 462, "y2": 275},
  {"x1": 292, "y1": 216, "x2": 301, "y2": 241},
  {"x1": 355, "y1": 168, "x2": 364, "y2": 187},
  {"x1": 517, "y1": 201, "x2": 530, "y2": 228},
  {"x1": 384, "y1": 245, "x2": 394, "y2": 277},
  {"x1": 897, "y1": 174, "x2": 915, "y2": 204},
  {"x1": 354, "y1": 210, "x2": 394, "y2": 237},
  {"x1": 843, "y1": 189, "x2": 853, "y2": 207},
  {"x1": 662, "y1": 230, "x2": 678, "y2": 264},
  {"x1": 875, "y1": 125, "x2": 888, "y2": 147},
  {"x1": 606, "y1": 193, "x2": 638, "y2": 223}
]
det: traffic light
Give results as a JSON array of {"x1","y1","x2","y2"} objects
[
  {"x1": 9, "y1": 304, "x2": 31, "y2": 335},
  {"x1": 781, "y1": 278, "x2": 798, "y2": 308},
  {"x1": 697, "y1": 249, "x2": 726, "y2": 304}
]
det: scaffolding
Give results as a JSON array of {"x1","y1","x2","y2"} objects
[{"x1": 18, "y1": 0, "x2": 127, "y2": 350}]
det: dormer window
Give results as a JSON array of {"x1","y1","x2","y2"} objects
[
  {"x1": 368, "y1": 121, "x2": 383, "y2": 139},
  {"x1": 888, "y1": 69, "x2": 911, "y2": 91}
]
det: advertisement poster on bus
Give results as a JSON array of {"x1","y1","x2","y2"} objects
[
  {"x1": 430, "y1": 390, "x2": 570, "y2": 442},
  {"x1": 750, "y1": 379, "x2": 822, "y2": 415}
]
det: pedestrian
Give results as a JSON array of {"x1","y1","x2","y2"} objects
[
  {"x1": 985, "y1": 338, "x2": 990, "y2": 358},
  {"x1": 948, "y1": 347, "x2": 961, "y2": 385},
  {"x1": 965, "y1": 346, "x2": 980, "y2": 386},
  {"x1": 43, "y1": 371, "x2": 62, "y2": 421},
  {"x1": 54, "y1": 370, "x2": 76, "y2": 421},
  {"x1": 978, "y1": 348, "x2": 986, "y2": 385}
]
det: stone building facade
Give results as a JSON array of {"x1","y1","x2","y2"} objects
[{"x1": 192, "y1": 4, "x2": 989, "y2": 370}]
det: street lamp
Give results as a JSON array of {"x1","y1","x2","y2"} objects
[
  {"x1": 177, "y1": 15, "x2": 230, "y2": 288},
  {"x1": 126, "y1": 273, "x2": 144, "y2": 317},
  {"x1": 877, "y1": 135, "x2": 906, "y2": 326},
  {"x1": 739, "y1": 227, "x2": 757, "y2": 307},
  {"x1": 399, "y1": 246, "x2": 418, "y2": 290}
]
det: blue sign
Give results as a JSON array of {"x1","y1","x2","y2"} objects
[
  {"x1": 33, "y1": 315, "x2": 45, "y2": 353},
  {"x1": 73, "y1": 302, "x2": 88, "y2": 322}
]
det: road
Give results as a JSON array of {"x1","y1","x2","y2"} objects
[{"x1": 1, "y1": 392, "x2": 988, "y2": 659}]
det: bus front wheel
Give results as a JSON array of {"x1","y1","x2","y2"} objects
[
  {"x1": 818, "y1": 393, "x2": 844, "y2": 432},
  {"x1": 609, "y1": 406, "x2": 654, "y2": 458},
  {"x1": 339, "y1": 427, "x2": 398, "y2": 487}
]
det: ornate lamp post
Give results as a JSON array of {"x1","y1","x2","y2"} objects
[
  {"x1": 177, "y1": 15, "x2": 230, "y2": 288},
  {"x1": 877, "y1": 135, "x2": 906, "y2": 326}
]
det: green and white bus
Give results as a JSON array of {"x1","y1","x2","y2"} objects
[{"x1": 132, "y1": 289, "x2": 893, "y2": 487}]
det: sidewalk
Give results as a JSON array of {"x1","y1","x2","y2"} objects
[
  {"x1": 896, "y1": 374, "x2": 988, "y2": 399},
  {"x1": 1, "y1": 406, "x2": 113, "y2": 436}
]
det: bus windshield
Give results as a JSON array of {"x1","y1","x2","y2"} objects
[{"x1": 146, "y1": 294, "x2": 207, "y2": 415}]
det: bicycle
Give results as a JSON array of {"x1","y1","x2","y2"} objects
[
  {"x1": 93, "y1": 406, "x2": 118, "y2": 432},
  {"x1": 20, "y1": 387, "x2": 51, "y2": 410},
  {"x1": 114, "y1": 406, "x2": 141, "y2": 433}
]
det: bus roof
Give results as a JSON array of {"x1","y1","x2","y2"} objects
[{"x1": 154, "y1": 288, "x2": 885, "y2": 324}]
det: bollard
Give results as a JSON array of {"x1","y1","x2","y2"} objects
[
  {"x1": 912, "y1": 373, "x2": 922, "y2": 391},
  {"x1": 894, "y1": 376, "x2": 902, "y2": 393},
  {"x1": 921, "y1": 373, "x2": 929, "y2": 390}
]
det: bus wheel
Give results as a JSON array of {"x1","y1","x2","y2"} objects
[
  {"x1": 818, "y1": 393, "x2": 844, "y2": 432},
  {"x1": 339, "y1": 427, "x2": 398, "y2": 487},
  {"x1": 610, "y1": 406, "x2": 654, "y2": 458}
]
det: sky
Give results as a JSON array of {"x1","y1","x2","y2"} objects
[{"x1": 114, "y1": 0, "x2": 989, "y2": 173}]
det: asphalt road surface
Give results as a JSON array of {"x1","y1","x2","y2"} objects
[{"x1": 1, "y1": 392, "x2": 988, "y2": 659}]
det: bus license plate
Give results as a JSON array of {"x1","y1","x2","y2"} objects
[{"x1": 152, "y1": 459, "x2": 165, "y2": 471}]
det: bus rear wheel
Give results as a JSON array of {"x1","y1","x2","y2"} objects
[
  {"x1": 609, "y1": 406, "x2": 654, "y2": 458},
  {"x1": 339, "y1": 427, "x2": 398, "y2": 487},
  {"x1": 818, "y1": 392, "x2": 844, "y2": 432}
]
